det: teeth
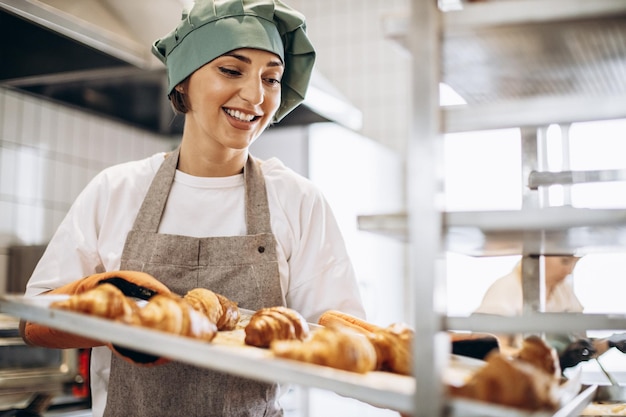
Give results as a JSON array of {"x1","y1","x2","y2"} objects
[{"x1": 225, "y1": 108, "x2": 255, "y2": 122}]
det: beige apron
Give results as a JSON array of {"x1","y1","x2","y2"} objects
[{"x1": 104, "y1": 148, "x2": 284, "y2": 417}]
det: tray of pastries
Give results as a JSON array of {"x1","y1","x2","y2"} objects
[{"x1": 0, "y1": 279, "x2": 598, "y2": 416}]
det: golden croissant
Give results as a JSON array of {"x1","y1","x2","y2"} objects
[
  {"x1": 244, "y1": 306, "x2": 310, "y2": 348},
  {"x1": 51, "y1": 283, "x2": 139, "y2": 324},
  {"x1": 138, "y1": 294, "x2": 217, "y2": 341},
  {"x1": 271, "y1": 325, "x2": 377, "y2": 374},
  {"x1": 183, "y1": 288, "x2": 240, "y2": 330}
]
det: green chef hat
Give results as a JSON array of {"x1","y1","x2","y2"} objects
[{"x1": 152, "y1": 0, "x2": 316, "y2": 122}]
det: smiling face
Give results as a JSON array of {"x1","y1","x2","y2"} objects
[{"x1": 181, "y1": 48, "x2": 283, "y2": 158}]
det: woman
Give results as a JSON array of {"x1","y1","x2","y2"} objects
[
  {"x1": 474, "y1": 256, "x2": 626, "y2": 370},
  {"x1": 21, "y1": 1, "x2": 365, "y2": 416}
]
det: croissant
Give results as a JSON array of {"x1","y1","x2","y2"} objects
[
  {"x1": 244, "y1": 306, "x2": 309, "y2": 348},
  {"x1": 318, "y1": 310, "x2": 414, "y2": 375},
  {"x1": 449, "y1": 351, "x2": 560, "y2": 410},
  {"x1": 271, "y1": 325, "x2": 377, "y2": 374},
  {"x1": 516, "y1": 335, "x2": 561, "y2": 378},
  {"x1": 366, "y1": 323, "x2": 414, "y2": 375},
  {"x1": 51, "y1": 283, "x2": 139, "y2": 324},
  {"x1": 183, "y1": 288, "x2": 240, "y2": 330},
  {"x1": 138, "y1": 294, "x2": 217, "y2": 341}
]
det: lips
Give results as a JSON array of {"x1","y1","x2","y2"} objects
[{"x1": 224, "y1": 107, "x2": 259, "y2": 122}]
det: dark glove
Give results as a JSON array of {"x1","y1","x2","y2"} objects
[
  {"x1": 20, "y1": 271, "x2": 170, "y2": 349},
  {"x1": 608, "y1": 333, "x2": 626, "y2": 353},
  {"x1": 559, "y1": 338, "x2": 596, "y2": 370}
]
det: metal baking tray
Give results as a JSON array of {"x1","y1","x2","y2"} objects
[{"x1": 0, "y1": 295, "x2": 599, "y2": 416}]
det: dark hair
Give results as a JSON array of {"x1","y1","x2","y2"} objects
[{"x1": 169, "y1": 79, "x2": 191, "y2": 114}]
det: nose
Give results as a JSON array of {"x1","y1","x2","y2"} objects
[{"x1": 239, "y1": 76, "x2": 264, "y2": 106}]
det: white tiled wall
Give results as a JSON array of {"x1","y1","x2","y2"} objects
[
  {"x1": 0, "y1": 88, "x2": 176, "y2": 247},
  {"x1": 288, "y1": 0, "x2": 411, "y2": 153}
]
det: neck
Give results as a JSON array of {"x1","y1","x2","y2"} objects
[{"x1": 177, "y1": 141, "x2": 247, "y2": 177}]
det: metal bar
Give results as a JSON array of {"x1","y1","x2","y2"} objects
[
  {"x1": 528, "y1": 169, "x2": 626, "y2": 189},
  {"x1": 0, "y1": 0, "x2": 151, "y2": 68},
  {"x1": 445, "y1": 0, "x2": 626, "y2": 30},
  {"x1": 447, "y1": 313, "x2": 626, "y2": 334},
  {"x1": 444, "y1": 95, "x2": 626, "y2": 134},
  {"x1": 408, "y1": 0, "x2": 445, "y2": 416}
]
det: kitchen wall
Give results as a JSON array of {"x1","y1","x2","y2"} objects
[
  {"x1": 287, "y1": 0, "x2": 411, "y2": 153},
  {"x1": 0, "y1": 87, "x2": 175, "y2": 249}
]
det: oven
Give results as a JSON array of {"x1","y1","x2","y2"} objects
[{"x1": 0, "y1": 245, "x2": 90, "y2": 415}]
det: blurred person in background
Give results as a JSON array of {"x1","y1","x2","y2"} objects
[{"x1": 474, "y1": 255, "x2": 626, "y2": 372}]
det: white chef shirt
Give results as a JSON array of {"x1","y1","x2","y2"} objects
[
  {"x1": 25, "y1": 152, "x2": 365, "y2": 417},
  {"x1": 474, "y1": 266, "x2": 584, "y2": 316}
]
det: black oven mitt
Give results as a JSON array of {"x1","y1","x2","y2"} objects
[
  {"x1": 558, "y1": 338, "x2": 596, "y2": 370},
  {"x1": 607, "y1": 333, "x2": 626, "y2": 353}
]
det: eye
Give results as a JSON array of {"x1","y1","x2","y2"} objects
[
  {"x1": 218, "y1": 66, "x2": 241, "y2": 77},
  {"x1": 264, "y1": 77, "x2": 282, "y2": 87}
]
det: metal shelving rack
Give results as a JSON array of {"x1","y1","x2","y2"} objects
[{"x1": 375, "y1": 0, "x2": 626, "y2": 416}]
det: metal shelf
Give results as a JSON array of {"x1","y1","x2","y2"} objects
[
  {"x1": 383, "y1": 0, "x2": 626, "y2": 132},
  {"x1": 447, "y1": 313, "x2": 626, "y2": 334},
  {"x1": 358, "y1": 208, "x2": 626, "y2": 256},
  {"x1": 0, "y1": 295, "x2": 600, "y2": 417}
]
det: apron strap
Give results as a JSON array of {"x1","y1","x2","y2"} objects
[
  {"x1": 131, "y1": 148, "x2": 272, "y2": 235},
  {"x1": 244, "y1": 155, "x2": 273, "y2": 235},
  {"x1": 131, "y1": 147, "x2": 179, "y2": 233}
]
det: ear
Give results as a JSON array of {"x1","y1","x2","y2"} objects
[{"x1": 175, "y1": 84, "x2": 185, "y2": 93}]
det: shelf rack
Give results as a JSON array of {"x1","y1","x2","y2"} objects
[{"x1": 387, "y1": 1, "x2": 626, "y2": 416}]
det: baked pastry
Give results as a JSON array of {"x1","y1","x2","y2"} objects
[
  {"x1": 449, "y1": 351, "x2": 560, "y2": 410},
  {"x1": 366, "y1": 323, "x2": 414, "y2": 375},
  {"x1": 138, "y1": 294, "x2": 217, "y2": 341},
  {"x1": 244, "y1": 306, "x2": 309, "y2": 348},
  {"x1": 183, "y1": 288, "x2": 240, "y2": 330},
  {"x1": 271, "y1": 325, "x2": 377, "y2": 374},
  {"x1": 318, "y1": 310, "x2": 414, "y2": 375},
  {"x1": 51, "y1": 283, "x2": 139, "y2": 324},
  {"x1": 215, "y1": 293, "x2": 240, "y2": 330},
  {"x1": 318, "y1": 310, "x2": 383, "y2": 334},
  {"x1": 449, "y1": 336, "x2": 562, "y2": 410},
  {"x1": 516, "y1": 335, "x2": 561, "y2": 378}
]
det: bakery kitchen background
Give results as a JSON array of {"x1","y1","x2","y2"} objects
[{"x1": 1, "y1": 1, "x2": 626, "y2": 417}]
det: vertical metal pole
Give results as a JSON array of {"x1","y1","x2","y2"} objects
[
  {"x1": 520, "y1": 127, "x2": 545, "y2": 316},
  {"x1": 560, "y1": 123, "x2": 572, "y2": 206},
  {"x1": 408, "y1": 1, "x2": 445, "y2": 416}
]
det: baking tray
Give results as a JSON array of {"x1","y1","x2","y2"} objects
[{"x1": 0, "y1": 295, "x2": 598, "y2": 416}]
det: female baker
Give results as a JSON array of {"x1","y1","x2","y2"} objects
[{"x1": 21, "y1": 1, "x2": 365, "y2": 416}]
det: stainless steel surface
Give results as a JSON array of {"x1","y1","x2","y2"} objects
[
  {"x1": 448, "y1": 385, "x2": 597, "y2": 417},
  {"x1": 407, "y1": 0, "x2": 445, "y2": 416},
  {"x1": 358, "y1": 208, "x2": 626, "y2": 256},
  {"x1": 447, "y1": 313, "x2": 626, "y2": 335},
  {"x1": 594, "y1": 385, "x2": 626, "y2": 402},
  {"x1": 528, "y1": 169, "x2": 626, "y2": 190},
  {"x1": 383, "y1": 0, "x2": 626, "y2": 133},
  {"x1": 596, "y1": 358, "x2": 621, "y2": 387}
]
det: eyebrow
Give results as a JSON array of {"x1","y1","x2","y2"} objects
[{"x1": 224, "y1": 52, "x2": 283, "y2": 68}]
